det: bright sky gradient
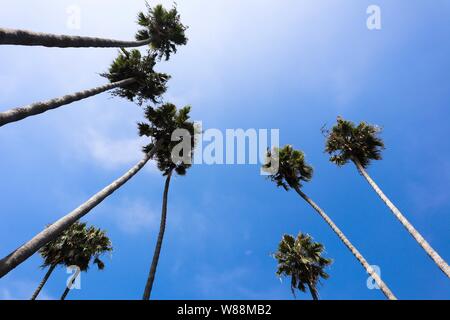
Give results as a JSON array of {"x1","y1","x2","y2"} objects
[{"x1": 0, "y1": 0, "x2": 449, "y2": 300}]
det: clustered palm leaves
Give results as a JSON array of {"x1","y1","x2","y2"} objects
[
  {"x1": 136, "y1": 3, "x2": 188, "y2": 61},
  {"x1": 0, "y1": 2, "x2": 448, "y2": 301},
  {"x1": 102, "y1": 49, "x2": 170, "y2": 105},
  {"x1": 275, "y1": 233, "x2": 331, "y2": 300},
  {"x1": 31, "y1": 222, "x2": 112, "y2": 300}
]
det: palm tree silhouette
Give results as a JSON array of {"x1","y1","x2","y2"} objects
[
  {"x1": 263, "y1": 145, "x2": 397, "y2": 299},
  {"x1": 275, "y1": 233, "x2": 331, "y2": 300},
  {"x1": 0, "y1": 3, "x2": 187, "y2": 53},
  {"x1": 0, "y1": 48, "x2": 171, "y2": 127},
  {"x1": 138, "y1": 103, "x2": 196, "y2": 300},
  {"x1": 325, "y1": 117, "x2": 450, "y2": 277},
  {"x1": 31, "y1": 222, "x2": 112, "y2": 300}
]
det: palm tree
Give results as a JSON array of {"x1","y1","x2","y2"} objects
[
  {"x1": 274, "y1": 233, "x2": 332, "y2": 300},
  {"x1": 0, "y1": 3, "x2": 187, "y2": 55},
  {"x1": 31, "y1": 222, "x2": 112, "y2": 300},
  {"x1": 325, "y1": 117, "x2": 450, "y2": 278},
  {"x1": 59, "y1": 223, "x2": 112, "y2": 300},
  {"x1": 0, "y1": 49, "x2": 170, "y2": 127},
  {"x1": 263, "y1": 145, "x2": 397, "y2": 300},
  {"x1": 0, "y1": 140, "x2": 161, "y2": 279},
  {"x1": 139, "y1": 103, "x2": 196, "y2": 300}
]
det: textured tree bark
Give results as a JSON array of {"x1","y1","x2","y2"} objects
[
  {"x1": 142, "y1": 170, "x2": 173, "y2": 300},
  {"x1": 294, "y1": 187, "x2": 397, "y2": 300},
  {"x1": 0, "y1": 28, "x2": 151, "y2": 48},
  {"x1": 353, "y1": 158, "x2": 450, "y2": 278},
  {"x1": 0, "y1": 140, "x2": 162, "y2": 278},
  {"x1": 307, "y1": 282, "x2": 319, "y2": 300},
  {"x1": 0, "y1": 78, "x2": 136, "y2": 127},
  {"x1": 30, "y1": 264, "x2": 56, "y2": 300}
]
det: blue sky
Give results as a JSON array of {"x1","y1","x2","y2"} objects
[{"x1": 0, "y1": 0, "x2": 449, "y2": 300}]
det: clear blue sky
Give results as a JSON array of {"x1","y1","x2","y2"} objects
[{"x1": 0, "y1": 0, "x2": 449, "y2": 300}]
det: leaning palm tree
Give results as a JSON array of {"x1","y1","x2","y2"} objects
[
  {"x1": 31, "y1": 222, "x2": 112, "y2": 300},
  {"x1": 0, "y1": 49, "x2": 170, "y2": 127},
  {"x1": 325, "y1": 117, "x2": 450, "y2": 278},
  {"x1": 275, "y1": 233, "x2": 332, "y2": 300},
  {"x1": 0, "y1": 3, "x2": 187, "y2": 56},
  {"x1": 139, "y1": 103, "x2": 196, "y2": 300},
  {"x1": 263, "y1": 145, "x2": 397, "y2": 300},
  {"x1": 0, "y1": 140, "x2": 162, "y2": 278}
]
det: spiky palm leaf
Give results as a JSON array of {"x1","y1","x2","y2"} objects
[
  {"x1": 263, "y1": 145, "x2": 313, "y2": 191},
  {"x1": 136, "y1": 3, "x2": 188, "y2": 60},
  {"x1": 325, "y1": 117, "x2": 384, "y2": 168},
  {"x1": 275, "y1": 233, "x2": 332, "y2": 299},
  {"x1": 138, "y1": 103, "x2": 196, "y2": 176},
  {"x1": 102, "y1": 49, "x2": 170, "y2": 105}
]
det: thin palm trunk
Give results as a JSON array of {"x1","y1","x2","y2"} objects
[
  {"x1": 353, "y1": 158, "x2": 450, "y2": 278},
  {"x1": 0, "y1": 28, "x2": 151, "y2": 48},
  {"x1": 142, "y1": 170, "x2": 173, "y2": 300},
  {"x1": 294, "y1": 187, "x2": 397, "y2": 300},
  {"x1": 0, "y1": 78, "x2": 136, "y2": 127},
  {"x1": 60, "y1": 270, "x2": 79, "y2": 300},
  {"x1": 30, "y1": 264, "x2": 56, "y2": 300},
  {"x1": 307, "y1": 282, "x2": 319, "y2": 300},
  {"x1": 0, "y1": 140, "x2": 161, "y2": 278},
  {"x1": 61, "y1": 286, "x2": 71, "y2": 300}
]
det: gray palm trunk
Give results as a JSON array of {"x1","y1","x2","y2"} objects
[
  {"x1": 0, "y1": 78, "x2": 136, "y2": 127},
  {"x1": 30, "y1": 264, "x2": 56, "y2": 300},
  {"x1": 0, "y1": 141, "x2": 161, "y2": 278},
  {"x1": 294, "y1": 187, "x2": 397, "y2": 300},
  {"x1": 0, "y1": 28, "x2": 151, "y2": 48},
  {"x1": 143, "y1": 170, "x2": 173, "y2": 300},
  {"x1": 353, "y1": 158, "x2": 450, "y2": 278}
]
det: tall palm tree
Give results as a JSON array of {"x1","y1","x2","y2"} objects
[
  {"x1": 275, "y1": 233, "x2": 332, "y2": 300},
  {"x1": 263, "y1": 145, "x2": 397, "y2": 300},
  {"x1": 0, "y1": 140, "x2": 161, "y2": 279},
  {"x1": 139, "y1": 103, "x2": 196, "y2": 300},
  {"x1": 0, "y1": 49, "x2": 170, "y2": 127},
  {"x1": 0, "y1": 3, "x2": 187, "y2": 55},
  {"x1": 31, "y1": 222, "x2": 112, "y2": 300},
  {"x1": 325, "y1": 117, "x2": 450, "y2": 277}
]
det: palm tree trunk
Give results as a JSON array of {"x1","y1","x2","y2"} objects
[
  {"x1": 0, "y1": 140, "x2": 162, "y2": 278},
  {"x1": 294, "y1": 187, "x2": 397, "y2": 300},
  {"x1": 307, "y1": 281, "x2": 319, "y2": 300},
  {"x1": 0, "y1": 78, "x2": 136, "y2": 127},
  {"x1": 353, "y1": 158, "x2": 450, "y2": 278},
  {"x1": 30, "y1": 264, "x2": 56, "y2": 300},
  {"x1": 142, "y1": 170, "x2": 173, "y2": 300},
  {"x1": 0, "y1": 28, "x2": 151, "y2": 48},
  {"x1": 60, "y1": 270, "x2": 79, "y2": 300},
  {"x1": 60, "y1": 286, "x2": 71, "y2": 301}
]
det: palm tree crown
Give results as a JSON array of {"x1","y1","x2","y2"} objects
[
  {"x1": 263, "y1": 145, "x2": 313, "y2": 191},
  {"x1": 39, "y1": 222, "x2": 112, "y2": 272},
  {"x1": 325, "y1": 117, "x2": 384, "y2": 168},
  {"x1": 275, "y1": 233, "x2": 332, "y2": 299},
  {"x1": 102, "y1": 49, "x2": 170, "y2": 105},
  {"x1": 138, "y1": 103, "x2": 196, "y2": 176},
  {"x1": 136, "y1": 3, "x2": 188, "y2": 60}
]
